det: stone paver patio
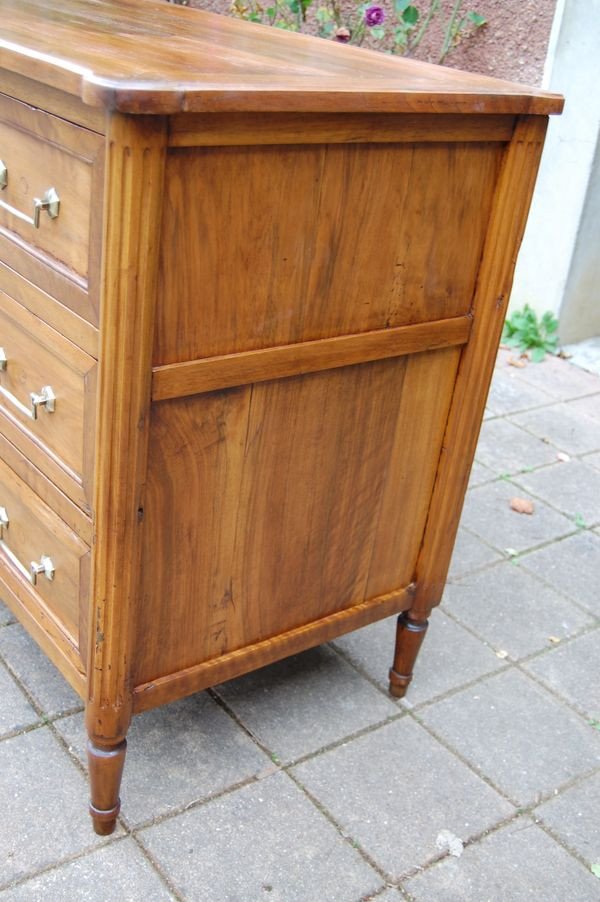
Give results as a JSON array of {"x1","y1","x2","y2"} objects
[{"x1": 1, "y1": 349, "x2": 599, "y2": 900}]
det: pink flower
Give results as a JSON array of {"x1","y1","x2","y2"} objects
[
  {"x1": 365, "y1": 5, "x2": 385, "y2": 27},
  {"x1": 335, "y1": 26, "x2": 351, "y2": 42}
]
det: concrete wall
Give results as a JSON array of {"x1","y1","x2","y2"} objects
[{"x1": 510, "y1": 0, "x2": 600, "y2": 342}]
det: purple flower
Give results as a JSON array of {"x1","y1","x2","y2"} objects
[{"x1": 364, "y1": 5, "x2": 385, "y2": 27}]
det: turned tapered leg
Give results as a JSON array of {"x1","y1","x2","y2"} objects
[
  {"x1": 87, "y1": 739, "x2": 127, "y2": 835},
  {"x1": 388, "y1": 612, "x2": 429, "y2": 698}
]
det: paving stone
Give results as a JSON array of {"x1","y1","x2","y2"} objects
[
  {"x1": 520, "y1": 531, "x2": 600, "y2": 616},
  {"x1": 292, "y1": 718, "x2": 514, "y2": 879},
  {"x1": 140, "y1": 771, "x2": 382, "y2": 902},
  {"x1": 510, "y1": 403, "x2": 600, "y2": 455},
  {"x1": 582, "y1": 450, "x2": 600, "y2": 471},
  {"x1": 0, "y1": 600, "x2": 15, "y2": 627},
  {"x1": 524, "y1": 629, "x2": 600, "y2": 718},
  {"x1": 459, "y1": 480, "x2": 574, "y2": 554},
  {"x1": 513, "y1": 459, "x2": 600, "y2": 526},
  {"x1": 0, "y1": 624, "x2": 81, "y2": 718},
  {"x1": 514, "y1": 356, "x2": 600, "y2": 401},
  {"x1": 568, "y1": 393, "x2": 600, "y2": 421},
  {"x1": 404, "y1": 818, "x2": 600, "y2": 901},
  {"x1": 369, "y1": 889, "x2": 402, "y2": 901},
  {"x1": 474, "y1": 418, "x2": 557, "y2": 476},
  {"x1": 0, "y1": 664, "x2": 38, "y2": 738},
  {"x1": 55, "y1": 693, "x2": 270, "y2": 827},
  {"x1": 333, "y1": 611, "x2": 503, "y2": 706},
  {"x1": 215, "y1": 646, "x2": 397, "y2": 763},
  {"x1": 1, "y1": 838, "x2": 174, "y2": 901},
  {"x1": 442, "y1": 562, "x2": 593, "y2": 660},
  {"x1": 467, "y1": 460, "x2": 495, "y2": 488},
  {"x1": 0, "y1": 728, "x2": 109, "y2": 888},
  {"x1": 535, "y1": 771, "x2": 600, "y2": 867},
  {"x1": 485, "y1": 371, "x2": 553, "y2": 417},
  {"x1": 448, "y1": 527, "x2": 503, "y2": 579},
  {"x1": 420, "y1": 670, "x2": 600, "y2": 807}
]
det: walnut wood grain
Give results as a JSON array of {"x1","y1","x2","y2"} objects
[
  {"x1": 0, "y1": 0, "x2": 563, "y2": 115},
  {"x1": 133, "y1": 585, "x2": 414, "y2": 714},
  {"x1": 411, "y1": 115, "x2": 550, "y2": 619},
  {"x1": 168, "y1": 112, "x2": 516, "y2": 147},
  {"x1": 155, "y1": 141, "x2": 500, "y2": 364},
  {"x1": 86, "y1": 114, "x2": 167, "y2": 755},
  {"x1": 152, "y1": 316, "x2": 471, "y2": 400}
]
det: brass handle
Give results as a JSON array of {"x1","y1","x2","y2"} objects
[
  {"x1": 0, "y1": 160, "x2": 60, "y2": 229},
  {"x1": 0, "y1": 507, "x2": 55, "y2": 585}
]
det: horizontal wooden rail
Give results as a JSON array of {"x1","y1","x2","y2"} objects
[
  {"x1": 168, "y1": 112, "x2": 516, "y2": 147},
  {"x1": 152, "y1": 314, "x2": 472, "y2": 401},
  {"x1": 133, "y1": 584, "x2": 414, "y2": 713}
]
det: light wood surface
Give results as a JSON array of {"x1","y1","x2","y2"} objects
[
  {"x1": 0, "y1": 0, "x2": 562, "y2": 834},
  {"x1": 152, "y1": 316, "x2": 471, "y2": 400},
  {"x1": 155, "y1": 141, "x2": 500, "y2": 363},
  {"x1": 0, "y1": 0, "x2": 563, "y2": 115}
]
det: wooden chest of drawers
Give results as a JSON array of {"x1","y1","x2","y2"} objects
[{"x1": 0, "y1": 0, "x2": 562, "y2": 833}]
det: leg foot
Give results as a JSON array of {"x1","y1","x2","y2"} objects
[
  {"x1": 388, "y1": 612, "x2": 429, "y2": 698},
  {"x1": 87, "y1": 739, "x2": 127, "y2": 835}
]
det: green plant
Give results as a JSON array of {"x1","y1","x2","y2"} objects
[
  {"x1": 229, "y1": 0, "x2": 486, "y2": 61},
  {"x1": 502, "y1": 305, "x2": 559, "y2": 363}
]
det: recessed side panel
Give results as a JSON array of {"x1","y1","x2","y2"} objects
[
  {"x1": 154, "y1": 141, "x2": 502, "y2": 364},
  {"x1": 135, "y1": 346, "x2": 460, "y2": 684}
]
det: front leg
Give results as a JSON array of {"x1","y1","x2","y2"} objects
[
  {"x1": 87, "y1": 737, "x2": 127, "y2": 835},
  {"x1": 388, "y1": 611, "x2": 429, "y2": 698}
]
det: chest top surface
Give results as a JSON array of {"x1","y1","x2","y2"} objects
[{"x1": 0, "y1": 0, "x2": 563, "y2": 115}]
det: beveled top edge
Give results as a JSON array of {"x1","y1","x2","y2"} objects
[{"x1": 0, "y1": 0, "x2": 564, "y2": 116}]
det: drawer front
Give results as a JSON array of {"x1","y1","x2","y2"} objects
[
  {"x1": 0, "y1": 92, "x2": 103, "y2": 325},
  {"x1": 0, "y1": 289, "x2": 96, "y2": 509},
  {"x1": 0, "y1": 455, "x2": 89, "y2": 645}
]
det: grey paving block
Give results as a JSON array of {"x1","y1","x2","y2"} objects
[
  {"x1": 333, "y1": 610, "x2": 504, "y2": 706},
  {"x1": 0, "y1": 727, "x2": 109, "y2": 888},
  {"x1": 513, "y1": 459, "x2": 600, "y2": 526},
  {"x1": 55, "y1": 693, "x2": 270, "y2": 827},
  {"x1": 420, "y1": 670, "x2": 600, "y2": 807},
  {"x1": 0, "y1": 664, "x2": 38, "y2": 737},
  {"x1": 474, "y1": 418, "x2": 557, "y2": 476},
  {"x1": 459, "y1": 480, "x2": 574, "y2": 554},
  {"x1": 292, "y1": 718, "x2": 514, "y2": 879},
  {"x1": 524, "y1": 629, "x2": 600, "y2": 718},
  {"x1": 569, "y1": 393, "x2": 600, "y2": 421},
  {"x1": 520, "y1": 531, "x2": 600, "y2": 616},
  {"x1": 442, "y1": 562, "x2": 593, "y2": 660},
  {"x1": 535, "y1": 771, "x2": 600, "y2": 867},
  {"x1": 140, "y1": 770, "x2": 382, "y2": 902},
  {"x1": 583, "y1": 450, "x2": 600, "y2": 471},
  {"x1": 214, "y1": 645, "x2": 397, "y2": 763},
  {"x1": 467, "y1": 460, "x2": 495, "y2": 488},
  {"x1": 0, "y1": 600, "x2": 15, "y2": 627},
  {"x1": 448, "y1": 527, "x2": 503, "y2": 580},
  {"x1": 369, "y1": 890, "x2": 402, "y2": 901},
  {"x1": 1, "y1": 838, "x2": 174, "y2": 901},
  {"x1": 510, "y1": 403, "x2": 600, "y2": 455},
  {"x1": 514, "y1": 356, "x2": 600, "y2": 401},
  {"x1": 404, "y1": 818, "x2": 600, "y2": 901},
  {"x1": 0, "y1": 624, "x2": 81, "y2": 718},
  {"x1": 485, "y1": 371, "x2": 553, "y2": 417}
]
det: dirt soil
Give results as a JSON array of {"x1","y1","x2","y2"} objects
[{"x1": 180, "y1": 0, "x2": 557, "y2": 86}]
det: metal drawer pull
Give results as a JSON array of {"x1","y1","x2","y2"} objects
[
  {"x1": 0, "y1": 160, "x2": 60, "y2": 228},
  {"x1": 30, "y1": 385, "x2": 56, "y2": 418},
  {"x1": 0, "y1": 382, "x2": 56, "y2": 420},
  {"x1": 0, "y1": 507, "x2": 55, "y2": 585}
]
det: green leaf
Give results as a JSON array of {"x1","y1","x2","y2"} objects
[
  {"x1": 394, "y1": 0, "x2": 412, "y2": 12},
  {"x1": 574, "y1": 513, "x2": 586, "y2": 529},
  {"x1": 370, "y1": 25, "x2": 386, "y2": 39},
  {"x1": 467, "y1": 11, "x2": 486, "y2": 27},
  {"x1": 589, "y1": 720, "x2": 600, "y2": 731},
  {"x1": 530, "y1": 346, "x2": 545, "y2": 363},
  {"x1": 402, "y1": 5, "x2": 419, "y2": 25},
  {"x1": 592, "y1": 863, "x2": 600, "y2": 878}
]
